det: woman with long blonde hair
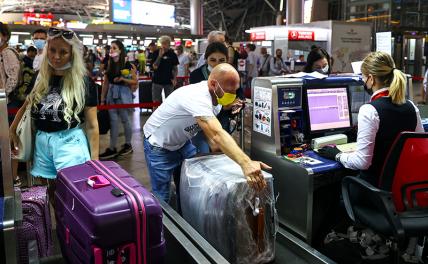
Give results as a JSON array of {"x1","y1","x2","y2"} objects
[
  {"x1": 318, "y1": 51, "x2": 423, "y2": 185},
  {"x1": 9, "y1": 27, "x2": 99, "y2": 204}
]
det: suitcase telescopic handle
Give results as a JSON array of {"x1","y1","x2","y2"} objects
[{"x1": 87, "y1": 175, "x2": 111, "y2": 189}]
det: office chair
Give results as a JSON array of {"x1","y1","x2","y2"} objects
[{"x1": 342, "y1": 132, "x2": 428, "y2": 262}]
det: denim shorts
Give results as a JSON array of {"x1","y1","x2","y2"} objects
[{"x1": 31, "y1": 126, "x2": 91, "y2": 179}]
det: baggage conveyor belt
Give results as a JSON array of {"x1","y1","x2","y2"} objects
[
  {"x1": 38, "y1": 198, "x2": 335, "y2": 264},
  {"x1": 160, "y1": 199, "x2": 336, "y2": 264}
]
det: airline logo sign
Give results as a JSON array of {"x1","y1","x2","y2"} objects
[
  {"x1": 288, "y1": 30, "x2": 314, "y2": 41},
  {"x1": 250, "y1": 32, "x2": 266, "y2": 41}
]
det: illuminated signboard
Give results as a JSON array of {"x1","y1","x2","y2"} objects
[
  {"x1": 112, "y1": 0, "x2": 175, "y2": 27},
  {"x1": 250, "y1": 32, "x2": 266, "y2": 41},
  {"x1": 288, "y1": 30, "x2": 314, "y2": 41}
]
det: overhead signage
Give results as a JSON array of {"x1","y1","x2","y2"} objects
[
  {"x1": 250, "y1": 32, "x2": 266, "y2": 41},
  {"x1": 112, "y1": 0, "x2": 175, "y2": 27},
  {"x1": 288, "y1": 30, "x2": 314, "y2": 41}
]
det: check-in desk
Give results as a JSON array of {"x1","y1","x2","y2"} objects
[{"x1": 250, "y1": 76, "x2": 364, "y2": 245}]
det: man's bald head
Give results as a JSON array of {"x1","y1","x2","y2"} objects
[{"x1": 208, "y1": 63, "x2": 240, "y2": 94}]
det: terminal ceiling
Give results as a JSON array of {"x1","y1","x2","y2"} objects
[{"x1": 0, "y1": 0, "x2": 281, "y2": 39}]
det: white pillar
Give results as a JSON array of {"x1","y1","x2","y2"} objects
[
  {"x1": 286, "y1": 0, "x2": 304, "y2": 25},
  {"x1": 190, "y1": 0, "x2": 203, "y2": 35}
]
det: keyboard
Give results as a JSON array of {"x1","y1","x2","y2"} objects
[{"x1": 336, "y1": 142, "x2": 357, "y2": 153}]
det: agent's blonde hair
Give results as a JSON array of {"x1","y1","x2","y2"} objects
[
  {"x1": 361, "y1": 51, "x2": 406, "y2": 105},
  {"x1": 28, "y1": 35, "x2": 86, "y2": 128}
]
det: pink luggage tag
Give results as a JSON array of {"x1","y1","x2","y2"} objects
[{"x1": 87, "y1": 175, "x2": 110, "y2": 189}]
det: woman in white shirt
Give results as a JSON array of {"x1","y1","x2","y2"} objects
[{"x1": 318, "y1": 51, "x2": 423, "y2": 185}]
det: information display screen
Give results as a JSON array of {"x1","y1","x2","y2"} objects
[
  {"x1": 111, "y1": 0, "x2": 175, "y2": 27},
  {"x1": 306, "y1": 87, "x2": 351, "y2": 132}
]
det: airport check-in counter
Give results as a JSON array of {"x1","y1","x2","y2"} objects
[{"x1": 250, "y1": 75, "x2": 365, "y2": 245}]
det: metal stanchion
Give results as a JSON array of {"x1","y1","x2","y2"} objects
[{"x1": 0, "y1": 89, "x2": 19, "y2": 264}]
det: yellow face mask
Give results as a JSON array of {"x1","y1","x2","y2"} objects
[{"x1": 215, "y1": 81, "x2": 236, "y2": 106}]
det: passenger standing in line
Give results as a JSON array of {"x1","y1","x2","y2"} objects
[
  {"x1": 32, "y1": 29, "x2": 48, "y2": 72},
  {"x1": 144, "y1": 63, "x2": 268, "y2": 203},
  {"x1": 9, "y1": 27, "x2": 99, "y2": 206},
  {"x1": 258, "y1": 47, "x2": 271, "y2": 77},
  {"x1": 151, "y1": 35, "x2": 179, "y2": 110},
  {"x1": 269, "y1": 49, "x2": 289, "y2": 76},
  {"x1": 196, "y1": 30, "x2": 226, "y2": 68},
  {"x1": 99, "y1": 45, "x2": 110, "y2": 74},
  {"x1": 245, "y1": 43, "x2": 258, "y2": 87},
  {"x1": 175, "y1": 45, "x2": 189, "y2": 88},
  {"x1": 190, "y1": 42, "x2": 227, "y2": 153},
  {"x1": 303, "y1": 46, "x2": 331, "y2": 75},
  {"x1": 318, "y1": 51, "x2": 423, "y2": 186},
  {"x1": 100, "y1": 40, "x2": 138, "y2": 159},
  {"x1": 137, "y1": 49, "x2": 146, "y2": 75},
  {"x1": 146, "y1": 42, "x2": 157, "y2": 73},
  {"x1": 1, "y1": 22, "x2": 21, "y2": 186}
]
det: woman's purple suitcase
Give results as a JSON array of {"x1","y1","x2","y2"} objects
[{"x1": 55, "y1": 160, "x2": 165, "y2": 264}]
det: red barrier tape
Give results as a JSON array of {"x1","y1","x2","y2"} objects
[{"x1": 413, "y1": 76, "x2": 424, "y2": 81}]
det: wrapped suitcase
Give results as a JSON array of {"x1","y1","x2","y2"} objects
[
  {"x1": 55, "y1": 160, "x2": 165, "y2": 264},
  {"x1": 180, "y1": 154, "x2": 277, "y2": 264},
  {"x1": 17, "y1": 186, "x2": 54, "y2": 264}
]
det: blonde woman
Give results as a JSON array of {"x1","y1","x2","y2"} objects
[
  {"x1": 9, "y1": 27, "x2": 99, "y2": 204},
  {"x1": 318, "y1": 51, "x2": 423, "y2": 185}
]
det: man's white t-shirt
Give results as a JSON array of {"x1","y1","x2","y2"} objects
[
  {"x1": 143, "y1": 81, "x2": 221, "y2": 151},
  {"x1": 177, "y1": 53, "x2": 190, "y2": 77},
  {"x1": 33, "y1": 53, "x2": 43, "y2": 71}
]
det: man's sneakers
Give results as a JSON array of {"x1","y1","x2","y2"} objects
[
  {"x1": 118, "y1": 143, "x2": 133, "y2": 156},
  {"x1": 100, "y1": 144, "x2": 133, "y2": 160},
  {"x1": 99, "y1": 148, "x2": 118, "y2": 160}
]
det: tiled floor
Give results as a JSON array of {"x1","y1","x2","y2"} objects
[{"x1": 99, "y1": 110, "x2": 152, "y2": 189}]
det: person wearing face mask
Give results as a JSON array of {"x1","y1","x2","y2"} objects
[
  {"x1": 100, "y1": 40, "x2": 138, "y2": 160},
  {"x1": 143, "y1": 63, "x2": 270, "y2": 205},
  {"x1": 32, "y1": 29, "x2": 48, "y2": 72},
  {"x1": 9, "y1": 27, "x2": 99, "y2": 206},
  {"x1": 269, "y1": 49, "x2": 289, "y2": 76},
  {"x1": 317, "y1": 51, "x2": 423, "y2": 186},
  {"x1": 303, "y1": 46, "x2": 331, "y2": 75},
  {"x1": 151, "y1": 35, "x2": 179, "y2": 111},
  {"x1": 190, "y1": 42, "x2": 244, "y2": 153}
]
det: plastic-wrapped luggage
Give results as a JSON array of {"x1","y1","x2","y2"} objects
[
  {"x1": 55, "y1": 160, "x2": 165, "y2": 264},
  {"x1": 180, "y1": 154, "x2": 277, "y2": 264}
]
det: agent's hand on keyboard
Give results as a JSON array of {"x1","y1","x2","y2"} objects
[{"x1": 317, "y1": 146, "x2": 341, "y2": 161}]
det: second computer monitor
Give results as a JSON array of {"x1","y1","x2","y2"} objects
[{"x1": 306, "y1": 87, "x2": 352, "y2": 133}]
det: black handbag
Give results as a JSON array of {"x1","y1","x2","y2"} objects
[{"x1": 97, "y1": 110, "x2": 110, "y2": 135}]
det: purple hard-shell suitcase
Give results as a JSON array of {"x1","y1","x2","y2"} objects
[
  {"x1": 17, "y1": 186, "x2": 53, "y2": 264},
  {"x1": 55, "y1": 160, "x2": 165, "y2": 264}
]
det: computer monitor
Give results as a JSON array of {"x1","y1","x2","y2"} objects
[{"x1": 306, "y1": 87, "x2": 352, "y2": 133}]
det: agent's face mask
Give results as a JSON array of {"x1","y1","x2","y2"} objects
[
  {"x1": 315, "y1": 65, "x2": 329, "y2": 74},
  {"x1": 33, "y1": 39, "x2": 46, "y2": 50},
  {"x1": 363, "y1": 75, "x2": 373, "y2": 96},
  {"x1": 214, "y1": 80, "x2": 236, "y2": 106}
]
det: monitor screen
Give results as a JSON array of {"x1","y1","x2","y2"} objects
[
  {"x1": 306, "y1": 87, "x2": 351, "y2": 132},
  {"x1": 111, "y1": 0, "x2": 175, "y2": 27}
]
